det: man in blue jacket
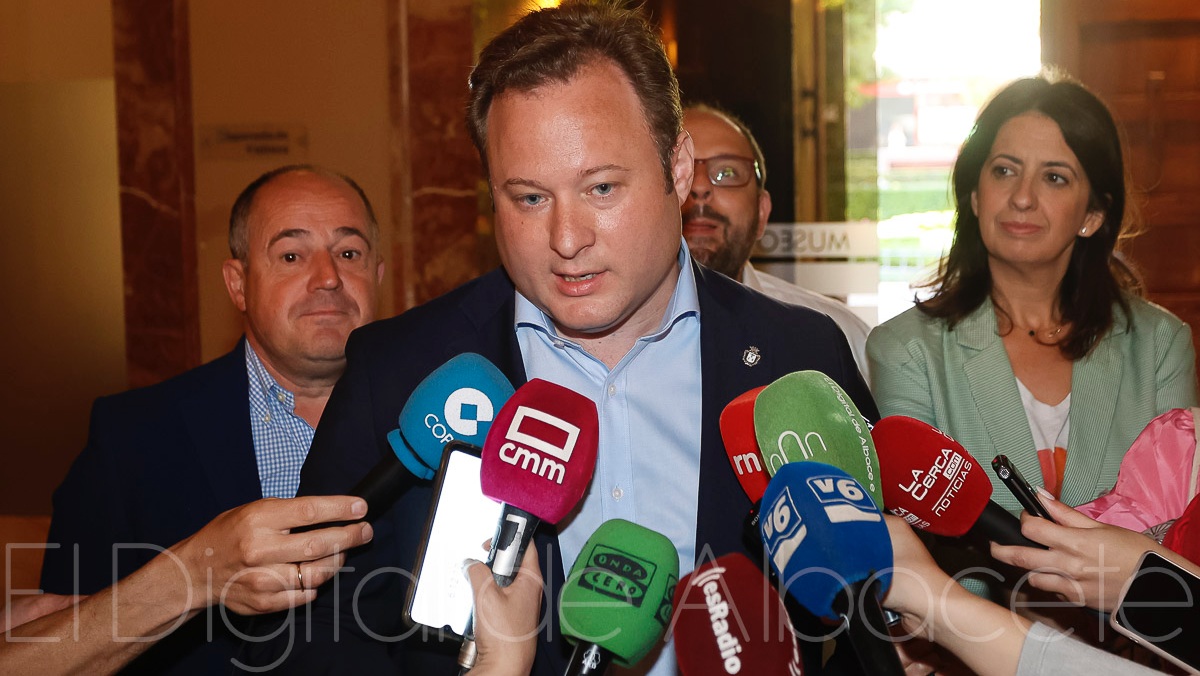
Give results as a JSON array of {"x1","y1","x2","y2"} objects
[
  {"x1": 256, "y1": 3, "x2": 876, "y2": 674},
  {"x1": 40, "y1": 165, "x2": 384, "y2": 673}
]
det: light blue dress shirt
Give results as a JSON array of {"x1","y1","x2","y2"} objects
[
  {"x1": 515, "y1": 242, "x2": 702, "y2": 676},
  {"x1": 246, "y1": 342, "x2": 315, "y2": 499}
]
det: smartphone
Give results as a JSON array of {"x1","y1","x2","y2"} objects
[
  {"x1": 1110, "y1": 550, "x2": 1200, "y2": 673},
  {"x1": 403, "y1": 440, "x2": 504, "y2": 638},
  {"x1": 991, "y1": 455, "x2": 1056, "y2": 522}
]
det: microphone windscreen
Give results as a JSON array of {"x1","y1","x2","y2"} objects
[
  {"x1": 720, "y1": 386, "x2": 771, "y2": 503},
  {"x1": 872, "y1": 416, "x2": 992, "y2": 537},
  {"x1": 672, "y1": 553, "x2": 803, "y2": 676},
  {"x1": 480, "y1": 378, "x2": 598, "y2": 524},
  {"x1": 759, "y1": 461, "x2": 892, "y2": 621},
  {"x1": 559, "y1": 519, "x2": 679, "y2": 668},
  {"x1": 753, "y1": 371, "x2": 882, "y2": 505},
  {"x1": 395, "y1": 353, "x2": 515, "y2": 479}
]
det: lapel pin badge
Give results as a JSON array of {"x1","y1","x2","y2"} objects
[{"x1": 742, "y1": 346, "x2": 761, "y2": 367}]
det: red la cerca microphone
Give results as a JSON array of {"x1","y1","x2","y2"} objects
[
  {"x1": 672, "y1": 553, "x2": 803, "y2": 676},
  {"x1": 872, "y1": 415, "x2": 1042, "y2": 548},
  {"x1": 480, "y1": 378, "x2": 599, "y2": 585}
]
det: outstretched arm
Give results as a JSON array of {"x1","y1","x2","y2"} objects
[
  {"x1": 1, "y1": 496, "x2": 371, "y2": 675},
  {"x1": 883, "y1": 516, "x2": 1030, "y2": 676}
]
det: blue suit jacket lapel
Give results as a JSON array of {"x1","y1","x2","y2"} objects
[
  {"x1": 695, "y1": 263, "x2": 763, "y2": 560},
  {"x1": 180, "y1": 340, "x2": 263, "y2": 512}
]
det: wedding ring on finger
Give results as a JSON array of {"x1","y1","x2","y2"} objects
[{"x1": 296, "y1": 563, "x2": 305, "y2": 590}]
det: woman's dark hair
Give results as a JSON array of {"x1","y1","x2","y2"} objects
[{"x1": 917, "y1": 72, "x2": 1143, "y2": 360}]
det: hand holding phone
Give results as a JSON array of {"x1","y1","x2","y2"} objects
[{"x1": 991, "y1": 455, "x2": 1057, "y2": 522}]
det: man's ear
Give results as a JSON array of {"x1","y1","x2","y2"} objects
[
  {"x1": 222, "y1": 259, "x2": 248, "y2": 312},
  {"x1": 375, "y1": 258, "x2": 386, "y2": 285},
  {"x1": 756, "y1": 189, "x2": 773, "y2": 240},
  {"x1": 670, "y1": 130, "x2": 695, "y2": 204}
]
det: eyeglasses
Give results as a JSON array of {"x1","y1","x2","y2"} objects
[{"x1": 694, "y1": 155, "x2": 761, "y2": 188}]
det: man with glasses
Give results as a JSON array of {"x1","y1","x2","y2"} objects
[{"x1": 683, "y1": 103, "x2": 871, "y2": 379}]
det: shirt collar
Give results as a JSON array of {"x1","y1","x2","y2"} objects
[
  {"x1": 514, "y1": 239, "x2": 700, "y2": 341},
  {"x1": 245, "y1": 341, "x2": 297, "y2": 412}
]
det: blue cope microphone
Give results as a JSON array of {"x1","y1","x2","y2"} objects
[
  {"x1": 387, "y1": 352, "x2": 515, "y2": 479},
  {"x1": 759, "y1": 461, "x2": 903, "y2": 676},
  {"x1": 340, "y1": 353, "x2": 513, "y2": 524}
]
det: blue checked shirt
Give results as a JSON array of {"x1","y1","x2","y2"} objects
[{"x1": 246, "y1": 342, "x2": 315, "y2": 499}]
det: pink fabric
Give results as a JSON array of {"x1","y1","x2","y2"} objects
[{"x1": 1075, "y1": 408, "x2": 1197, "y2": 531}]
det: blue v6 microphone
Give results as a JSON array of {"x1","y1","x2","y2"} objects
[{"x1": 760, "y1": 461, "x2": 902, "y2": 676}]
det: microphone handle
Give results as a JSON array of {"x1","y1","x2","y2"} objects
[
  {"x1": 457, "y1": 613, "x2": 477, "y2": 673},
  {"x1": 487, "y1": 504, "x2": 541, "y2": 587},
  {"x1": 972, "y1": 501, "x2": 1046, "y2": 549},
  {"x1": 563, "y1": 642, "x2": 614, "y2": 676},
  {"x1": 838, "y1": 579, "x2": 905, "y2": 676},
  {"x1": 291, "y1": 454, "x2": 406, "y2": 533},
  {"x1": 741, "y1": 503, "x2": 763, "y2": 555}
]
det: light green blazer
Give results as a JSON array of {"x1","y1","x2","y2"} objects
[{"x1": 868, "y1": 296, "x2": 1198, "y2": 514}]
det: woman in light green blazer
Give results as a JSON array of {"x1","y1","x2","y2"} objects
[{"x1": 868, "y1": 74, "x2": 1198, "y2": 518}]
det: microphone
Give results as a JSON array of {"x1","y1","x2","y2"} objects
[
  {"x1": 388, "y1": 352, "x2": 516, "y2": 479},
  {"x1": 559, "y1": 519, "x2": 679, "y2": 675},
  {"x1": 459, "y1": 378, "x2": 599, "y2": 671},
  {"x1": 672, "y1": 553, "x2": 803, "y2": 676},
  {"x1": 305, "y1": 353, "x2": 514, "y2": 526},
  {"x1": 720, "y1": 386, "x2": 773, "y2": 556},
  {"x1": 720, "y1": 385, "x2": 771, "y2": 503},
  {"x1": 479, "y1": 378, "x2": 599, "y2": 586},
  {"x1": 753, "y1": 371, "x2": 881, "y2": 505},
  {"x1": 759, "y1": 461, "x2": 903, "y2": 676},
  {"x1": 872, "y1": 415, "x2": 1042, "y2": 548}
]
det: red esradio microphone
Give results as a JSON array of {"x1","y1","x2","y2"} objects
[
  {"x1": 872, "y1": 416, "x2": 1041, "y2": 548},
  {"x1": 672, "y1": 553, "x2": 804, "y2": 676}
]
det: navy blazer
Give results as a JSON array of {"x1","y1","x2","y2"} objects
[
  {"x1": 256, "y1": 264, "x2": 876, "y2": 674},
  {"x1": 42, "y1": 341, "x2": 261, "y2": 675}
]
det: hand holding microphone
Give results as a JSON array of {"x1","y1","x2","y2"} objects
[
  {"x1": 459, "y1": 378, "x2": 599, "y2": 670},
  {"x1": 463, "y1": 545, "x2": 542, "y2": 676}
]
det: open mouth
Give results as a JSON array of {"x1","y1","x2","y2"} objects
[{"x1": 561, "y1": 273, "x2": 597, "y2": 282}]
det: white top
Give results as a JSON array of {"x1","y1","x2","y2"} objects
[
  {"x1": 1016, "y1": 378, "x2": 1071, "y2": 496},
  {"x1": 740, "y1": 263, "x2": 871, "y2": 382}
]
